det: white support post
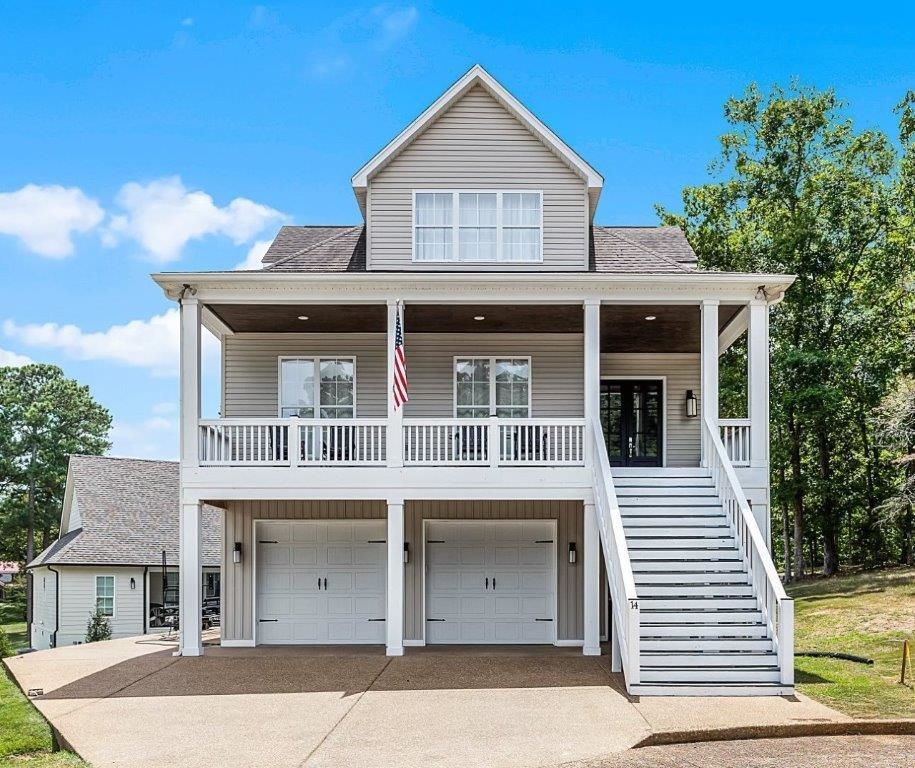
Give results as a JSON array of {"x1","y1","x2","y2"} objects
[
  {"x1": 700, "y1": 300, "x2": 720, "y2": 465},
  {"x1": 610, "y1": 616, "x2": 622, "y2": 672},
  {"x1": 583, "y1": 300, "x2": 601, "y2": 463},
  {"x1": 180, "y1": 295, "x2": 201, "y2": 469},
  {"x1": 386, "y1": 300, "x2": 404, "y2": 468},
  {"x1": 386, "y1": 500, "x2": 405, "y2": 656},
  {"x1": 583, "y1": 501, "x2": 601, "y2": 656},
  {"x1": 179, "y1": 501, "x2": 203, "y2": 656},
  {"x1": 748, "y1": 300, "x2": 769, "y2": 469}
]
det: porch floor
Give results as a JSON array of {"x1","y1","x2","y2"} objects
[{"x1": 3, "y1": 635, "x2": 848, "y2": 768}]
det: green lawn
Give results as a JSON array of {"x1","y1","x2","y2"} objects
[
  {"x1": 0, "y1": 602, "x2": 28, "y2": 655},
  {"x1": 0, "y1": 669, "x2": 88, "y2": 767},
  {"x1": 788, "y1": 567, "x2": 915, "y2": 719}
]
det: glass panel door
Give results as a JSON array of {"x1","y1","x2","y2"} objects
[{"x1": 601, "y1": 380, "x2": 663, "y2": 467}]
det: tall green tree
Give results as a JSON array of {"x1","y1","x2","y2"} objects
[
  {"x1": 0, "y1": 364, "x2": 111, "y2": 563},
  {"x1": 660, "y1": 82, "x2": 914, "y2": 577}
]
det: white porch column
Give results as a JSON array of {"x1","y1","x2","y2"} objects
[
  {"x1": 700, "y1": 299, "x2": 720, "y2": 464},
  {"x1": 386, "y1": 500, "x2": 405, "y2": 656},
  {"x1": 179, "y1": 501, "x2": 203, "y2": 656},
  {"x1": 179, "y1": 294, "x2": 201, "y2": 470},
  {"x1": 386, "y1": 299, "x2": 404, "y2": 468},
  {"x1": 583, "y1": 501, "x2": 601, "y2": 656},
  {"x1": 747, "y1": 300, "x2": 769, "y2": 469},
  {"x1": 583, "y1": 300, "x2": 601, "y2": 455}
]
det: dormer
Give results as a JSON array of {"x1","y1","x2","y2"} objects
[{"x1": 351, "y1": 65, "x2": 603, "y2": 271}]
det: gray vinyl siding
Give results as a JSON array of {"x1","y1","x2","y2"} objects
[
  {"x1": 219, "y1": 499, "x2": 583, "y2": 644},
  {"x1": 601, "y1": 353, "x2": 701, "y2": 467},
  {"x1": 223, "y1": 333, "x2": 584, "y2": 420},
  {"x1": 367, "y1": 85, "x2": 589, "y2": 271},
  {"x1": 30, "y1": 566, "x2": 57, "y2": 650}
]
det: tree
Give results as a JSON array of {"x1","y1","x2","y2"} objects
[
  {"x1": 660, "y1": 82, "x2": 914, "y2": 577},
  {"x1": 0, "y1": 364, "x2": 111, "y2": 564}
]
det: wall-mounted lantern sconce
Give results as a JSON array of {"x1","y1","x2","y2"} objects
[
  {"x1": 568, "y1": 542, "x2": 577, "y2": 564},
  {"x1": 130, "y1": 577, "x2": 136, "y2": 590},
  {"x1": 403, "y1": 542, "x2": 410, "y2": 564},
  {"x1": 233, "y1": 541, "x2": 243, "y2": 564},
  {"x1": 685, "y1": 390, "x2": 698, "y2": 418}
]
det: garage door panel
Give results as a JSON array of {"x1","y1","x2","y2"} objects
[
  {"x1": 426, "y1": 520, "x2": 555, "y2": 645},
  {"x1": 256, "y1": 521, "x2": 386, "y2": 645}
]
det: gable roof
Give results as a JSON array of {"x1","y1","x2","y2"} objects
[
  {"x1": 260, "y1": 224, "x2": 696, "y2": 274},
  {"x1": 28, "y1": 456, "x2": 221, "y2": 569},
  {"x1": 350, "y1": 65, "x2": 603, "y2": 217}
]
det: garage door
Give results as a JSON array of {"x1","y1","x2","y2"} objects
[
  {"x1": 425, "y1": 520, "x2": 555, "y2": 644},
  {"x1": 256, "y1": 520, "x2": 386, "y2": 644}
]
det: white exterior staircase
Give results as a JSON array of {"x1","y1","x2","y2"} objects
[{"x1": 590, "y1": 417, "x2": 794, "y2": 696}]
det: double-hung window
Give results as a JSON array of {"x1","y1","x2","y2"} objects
[
  {"x1": 454, "y1": 357, "x2": 531, "y2": 418},
  {"x1": 414, "y1": 191, "x2": 542, "y2": 263},
  {"x1": 279, "y1": 358, "x2": 355, "y2": 418},
  {"x1": 95, "y1": 575, "x2": 114, "y2": 617}
]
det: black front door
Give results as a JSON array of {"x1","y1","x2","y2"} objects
[{"x1": 600, "y1": 380, "x2": 663, "y2": 467}]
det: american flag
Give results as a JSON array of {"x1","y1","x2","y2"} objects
[{"x1": 392, "y1": 304, "x2": 409, "y2": 408}]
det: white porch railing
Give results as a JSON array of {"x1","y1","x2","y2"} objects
[
  {"x1": 590, "y1": 418, "x2": 641, "y2": 688},
  {"x1": 198, "y1": 418, "x2": 387, "y2": 466},
  {"x1": 719, "y1": 418, "x2": 752, "y2": 466},
  {"x1": 401, "y1": 418, "x2": 586, "y2": 467},
  {"x1": 703, "y1": 416, "x2": 794, "y2": 686}
]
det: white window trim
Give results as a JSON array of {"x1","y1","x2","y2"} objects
[
  {"x1": 277, "y1": 356, "x2": 358, "y2": 419},
  {"x1": 412, "y1": 190, "x2": 544, "y2": 264},
  {"x1": 95, "y1": 574, "x2": 116, "y2": 619},
  {"x1": 452, "y1": 356, "x2": 533, "y2": 417}
]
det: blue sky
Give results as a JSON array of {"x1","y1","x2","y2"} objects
[{"x1": 1, "y1": 1, "x2": 913, "y2": 459}]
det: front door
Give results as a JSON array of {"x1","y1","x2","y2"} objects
[{"x1": 600, "y1": 380, "x2": 663, "y2": 467}]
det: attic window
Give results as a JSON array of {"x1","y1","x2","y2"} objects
[{"x1": 413, "y1": 191, "x2": 542, "y2": 263}]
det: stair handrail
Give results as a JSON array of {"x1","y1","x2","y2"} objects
[
  {"x1": 589, "y1": 417, "x2": 641, "y2": 687},
  {"x1": 702, "y1": 415, "x2": 794, "y2": 686}
]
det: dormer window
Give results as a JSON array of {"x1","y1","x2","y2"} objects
[{"x1": 413, "y1": 191, "x2": 542, "y2": 263}]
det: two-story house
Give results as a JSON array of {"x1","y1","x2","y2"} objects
[{"x1": 153, "y1": 65, "x2": 796, "y2": 696}]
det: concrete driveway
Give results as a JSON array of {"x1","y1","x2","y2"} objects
[{"x1": 3, "y1": 636, "x2": 848, "y2": 768}]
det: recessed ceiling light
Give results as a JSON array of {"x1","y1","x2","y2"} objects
[
  {"x1": 473, "y1": 315, "x2": 485, "y2": 321},
  {"x1": 644, "y1": 315, "x2": 657, "y2": 321},
  {"x1": 297, "y1": 315, "x2": 309, "y2": 321}
]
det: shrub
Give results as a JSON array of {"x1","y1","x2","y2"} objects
[{"x1": 85, "y1": 608, "x2": 111, "y2": 643}]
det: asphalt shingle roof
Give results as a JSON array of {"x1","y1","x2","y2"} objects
[
  {"x1": 259, "y1": 224, "x2": 696, "y2": 274},
  {"x1": 29, "y1": 456, "x2": 221, "y2": 568}
]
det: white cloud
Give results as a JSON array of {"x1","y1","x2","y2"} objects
[
  {"x1": 370, "y1": 5, "x2": 418, "y2": 49},
  {"x1": 105, "y1": 176, "x2": 286, "y2": 263},
  {"x1": 0, "y1": 184, "x2": 105, "y2": 257},
  {"x1": 181, "y1": 17, "x2": 194, "y2": 27},
  {"x1": 109, "y1": 414, "x2": 178, "y2": 460},
  {"x1": 3, "y1": 308, "x2": 219, "y2": 377},
  {"x1": 152, "y1": 401, "x2": 177, "y2": 415},
  {"x1": 234, "y1": 239, "x2": 272, "y2": 270},
  {"x1": 0, "y1": 347, "x2": 33, "y2": 367}
]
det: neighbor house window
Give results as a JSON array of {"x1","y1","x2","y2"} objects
[
  {"x1": 454, "y1": 357, "x2": 531, "y2": 418},
  {"x1": 414, "y1": 191, "x2": 542, "y2": 263},
  {"x1": 279, "y1": 358, "x2": 355, "y2": 418},
  {"x1": 95, "y1": 575, "x2": 114, "y2": 617}
]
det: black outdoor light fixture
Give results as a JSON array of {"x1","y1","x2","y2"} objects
[
  {"x1": 685, "y1": 390, "x2": 698, "y2": 418},
  {"x1": 233, "y1": 541, "x2": 243, "y2": 564},
  {"x1": 130, "y1": 577, "x2": 136, "y2": 590},
  {"x1": 568, "y1": 542, "x2": 577, "y2": 564},
  {"x1": 404, "y1": 542, "x2": 410, "y2": 564}
]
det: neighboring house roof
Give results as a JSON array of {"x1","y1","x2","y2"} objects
[
  {"x1": 28, "y1": 456, "x2": 221, "y2": 569},
  {"x1": 259, "y1": 224, "x2": 697, "y2": 274}
]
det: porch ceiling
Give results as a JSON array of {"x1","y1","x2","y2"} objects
[{"x1": 206, "y1": 302, "x2": 741, "y2": 349}]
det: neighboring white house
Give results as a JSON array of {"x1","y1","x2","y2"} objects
[
  {"x1": 28, "y1": 455, "x2": 220, "y2": 650},
  {"x1": 152, "y1": 65, "x2": 796, "y2": 695}
]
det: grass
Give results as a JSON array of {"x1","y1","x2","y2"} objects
[
  {"x1": 0, "y1": 602, "x2": 28, "y2": 655},
  {"x1": 788, "y1": 566, "x2": 915, "y2": 719}
]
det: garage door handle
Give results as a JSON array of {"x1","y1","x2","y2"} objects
[
  {"x1": 323, "y1": 577, "x2": 328, "y2": 590},
  {"x1": 317, "y1": 577, "x2": 321, "y2": 590},
  {"x1": 427, "y1": 618, "x2": 445, "y2": 622},
  {"x1": 492, "y1": 578, "x2": 496, "y2": 590},
  {"x1": 485, "y1": 577, "x2": 489, "y2": 589},
  {"x1": 367, "y1": 618, "x2": 386, "y2": 622},
  {"x1": 258, "y1": 619, "x2": 278, "y2": 623}
]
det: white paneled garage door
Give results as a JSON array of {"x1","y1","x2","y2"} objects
[
  {"x1": 425, "y1": 520, "x2": 556, "y2": 644},
  {"x1": 256, "y1": 520, "x2": 386, "y2": 644}
]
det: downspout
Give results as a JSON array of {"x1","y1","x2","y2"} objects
[
  {"x1": 47, "y1": 565, "x2": 60, "y2": 649},
  {"x1": 142, "y1": 566, "x2": 149, "y2": 634}
]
